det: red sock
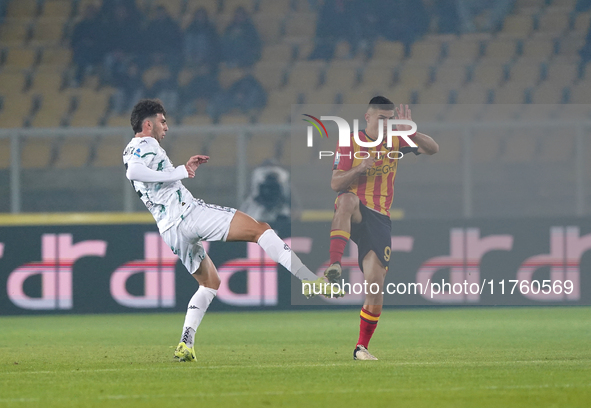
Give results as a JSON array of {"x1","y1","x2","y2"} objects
[
  {"x1": 357, "y1": 308, "x2": 381, "y2": 348},
  {"x1": 329, "y1": 229, "x2": 350, "y2": 265}
]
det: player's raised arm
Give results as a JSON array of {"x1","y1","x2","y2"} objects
[
  {"x1": 126, "y1": 161, "x2": 191, "y2": 182},
  {"x1": 331, "y1": 159, "x2": 374, "y2": 192},
  {"x1": 396, "y1": 104, "x2": 439, "y2": 155}
]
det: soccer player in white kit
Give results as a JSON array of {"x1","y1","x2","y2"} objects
[{"x1": 123, "y1": 99, "x2": 341, "y2": 362}]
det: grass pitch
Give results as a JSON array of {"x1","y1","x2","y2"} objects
[{"x1": 0, "y1": 307, "x2": 590, "y2": 408}]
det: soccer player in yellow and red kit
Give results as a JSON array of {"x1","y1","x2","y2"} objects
[{"x1": 327, "y1": 96, "x2": 439, "y2": 360}]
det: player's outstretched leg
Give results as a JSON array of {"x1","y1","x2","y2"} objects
[
  {"x1": 226, "y1": 211, "x2": 343, "y2": 298},
  {"x1": 326, "y1": 193, "x2": 363, "y2": 283},
  {"x1": 354, "y1": 251, "x2": 386, "y2": 361},
  {"x1": 175, "y1": 255, "x2": 220, "y2": 362}
]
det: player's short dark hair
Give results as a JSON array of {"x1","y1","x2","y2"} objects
[
  {"x1": 368, "y1": 96, "x2": 394, "y2": 111},
  {"x1": 130, "y1": 99, "x2": 166, "y2": 134}
]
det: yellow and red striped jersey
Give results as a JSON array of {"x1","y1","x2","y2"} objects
[{"x1": 332, "y1": 130, "x2": 418, "y2": 217}]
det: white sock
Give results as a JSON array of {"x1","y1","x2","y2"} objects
[
  {"x1": 257, "y1": 229, "x2": 318, "y2": 281},
  {"x1": 179, "y1": 286, "x2": 217, "y2": 348}
]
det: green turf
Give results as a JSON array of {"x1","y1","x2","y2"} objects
[{"x1": 0, "y1": 307, "x2": 590, "y2": 408}]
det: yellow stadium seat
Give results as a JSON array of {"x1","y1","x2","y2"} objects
[
  {"x1": 508, "y1": 60, "x2": 542, "y2": 87},
  {"x1": 30, "y1": 18, "x2": 66, "y2": 45},
  {"x1": 223, "y1": 0, "x2": 255, "y2": 14},
  {"x1": 69, "y1": 89, "x2": 113, "y2": 127},
  {"x1": 256, "y1": 106, "x2": 290, "y2": 124},
  {"x1": 472, "y1": 130, "x2": 502, "y2": 163},
  {"x1": 267, "y1": 87, "x2": 303, "y2": 110},
  {"x1": 30, "y1": 92, "x2": 72, "y2": 127},
  {"x1": 6, "y1": 0, "x2": 39, "y2": 18},
  {"x1": 30, "y1": 70, "x2": 65, "y2": 93},
  {"x1": 4, "y1": 48, "x2": 38, "y2": 69},
  {"x1": 54, "y1": 137, "x2": 92, "y2": 168},
  {"x1": 434, "y1": 63, "x2": 468, "y2": 88},
  {"x1": 42, "y1": 1, "x2": 73, "y2": 18},
  {"x1": 574, "y1": 12, "x2": 591, "y2": 34},
  {"x1": 296, "y1": 41, "x2": 314, "y2": 60},
  {"x1": 569, "y1": 80, "x2": 591, "y2": 103},
  {"x1": 21, "y1": 137, "x2": 56, "y2": 168},
  {"x1": 93, "y1": 135, "x2": 126, "y2": 167},
  {"x1": 471, "y1": 63, "x2": 507, "y2": 87},
  {"x1": 253, "y1": 13, "x2": 283, "y2": 43},
  {"x1": 286, "y1": 61, "x2": 326, "y2": 90},
  {"x1": 246, "y1": 134, "x2": 277, "y2": 166},
  {"x1": 557, "y1": 34, "x2": 585, "y2": 58},
  {"x1": 185, "y1": 0, "x2": 219, "y2": 16},
  {"x1": 482, "y1": 39, "x2": 517, "y2": 62},
  {"x1": 218, "y1": 66, "x2": 246, "y2": 88},
  {"x1": 445, "y1": 39, "x2": 482, "y2": 63},
  {"x1": 167, "y1": 135, "x2": 203, "y2": 166},
  {"x1": 304, "y1": 88, "x2": 338, "y2": 104},
  {"x1": 0, "y1": 20, "x2": 32, "y2": 46},
  {"x1": 322, "y1": 63, "x2": 360, "y2": 90},
  {"x1": 396, "y1": 64, "x2": 431, "y2": 88},
  {"x1": 417, "y1": 85, "x2": 452, "y2": 104},
  {"x1": 253, "y1": 61, "x2": 287, "y2": 91},
  {"x1": 182, "y1": 114, "x2": 213, "y2": 126},
  {"x1": 257, "y1": 0, "x2": 290, "y2": 14},
  {"x1": 537, "y1": 11, "x2": 570, "y2": 36},
  {"x1": 372, "y1": 40, "x2": 405, "y2": 62},
  {"x1": 152, "y1": 0, "x2": 183, "y2": 18},
  {"x1": 0, "y1": 93, "x2": 33, "y2": 127},
  {"x1": 409, "y1": 40, "x2": 442, "y2": 64},
  {"x1": 106, "y1": 114, "x2": 131, "y2": 127},
  {"x1": 493, "y1": 83, "x2": 527, "y2": 103},
  {"x1": 361, "y1": 65, "x2": 396, "y2": 88},
  {"x1": 515, "y1": 0, "x2": 546, "y2": 8},
  {"x1": 456, "y1": 82, "x2": 489, "y2": 104},
  {"x1": 545, "y1": 61, "x2": 579, "y2": 86},
  {"x1": 207, "y1": 134, "x2": 237, "y2": 166},
  {"x1": 520, "y1": 38, "x2": 555, "y2": 62},
  {"x1": 39, "y1": 47, "x2": 72, "y2": 68},
  {"x1": 219, "y1": 114, "x2": 252, "y2": 124},
  {"x1": 283, "y1": 13, "x2": 316, "y2": 39},
  {"x1": 0, "y1": 138, "x2": 10, "y2": 169},
  {"x1": 261, "y1": 44, "x2": 293, "y2": 62},
  {"x1": 500, "y1": 15, "x2": 534, "y2": 38},
  {"x1": 530, "y1": 83, "x2": 565, "y2": 104}
]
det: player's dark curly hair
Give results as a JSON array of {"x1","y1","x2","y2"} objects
[
  {"x1": 368, "y1": 96, "x2": 394, "y2": 111},
  {"x1": 130, "y1": 99, "x2": 166, "y2": 134}
]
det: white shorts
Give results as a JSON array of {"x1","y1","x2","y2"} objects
[{"x1": 162, "y1": 199, "x2": 237, "y2": 274}]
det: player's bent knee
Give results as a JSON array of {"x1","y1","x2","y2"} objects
[{"x1": 336, "y1": 194, "x2": 359, "y2": 214}]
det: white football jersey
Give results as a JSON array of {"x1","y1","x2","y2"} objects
[{"x1": 123, "y1": 137, "x2": 195, "y2": 233}]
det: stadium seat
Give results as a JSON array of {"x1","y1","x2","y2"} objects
[
  {"x1": 218, "y1": 66, "x2": 246, "y2": 88},
  {"x1": 530, "y1": 83, "x2": 566, "y2": 104},
  {"x1": 247, "y1": 134, "x2": 278, "y2": 165},
  {"x1": 0, "y1": 138, "x2": 10, "y2": 169},
  {"x1": 0, "y1": 20, "x2": 32, "y2": 46},
  {"x1": 39, "y1": 47, "x2": 72, "y2": 68},
  {"x1": 41, "y1": 1, "x2": 73, "y2": 18},
  {"x1": 568, "y1": 80, "x2": 591, "y2": 103},
  {"x1": 304, "y1": 88, "x2": 338, "y2": 104},
  {"x1": 93, "y1": 135, "x2": 126, "y2": 167},
  {"x1": 69, "y1": 89, "x2": 113, "y2": 127},
  {"x1": 545, "y1": 61, "x2": 579, "y2": 86},
  {"x1": 507, "y1": 60, "x2": 542, "y2": 87},
  {"x1": 261, "y1": 44, "x2": 293, "y2": 62},
  {"x1": 30, "y1": 91, "x2": 73, "y2": 127},
  {"x1": 481, "y1": 39, "x2": 517, "y2": 62},
  {"x1": 21, "y1": 137, "x2": 56, "y2": 168},
  {"x1": 106, "y1": 114, "x2": 131, "y2": 127},
  {"x1": 253, "y1": 14, "x2": 284, "y2": 44},
  {"x1": 557, "y1": 34, "x2": 586, "y2": 58},
  {"x1": 219, "y1": 114, "x2": 252, "y2": 124},
  {"x1": 372, "y1": 40, "x2": 405, "y2": 62},
  {"x1": 396, "y1": 64, "x2": 432, "y2": 88},
  {"x1": 0, "y1": 93, "x2": 33, "y2": 128},
  {"x1": 256, "y1": 106, "x2": 290, "y2": 124},
  {"x1": 283, "y1": 13, "x2": 317, "y2": 39},
  {"x1": 470, "y1": 63, "x2": 507, "y2": 87},
  {"x1": 185, "y1": 0, "x2": 219, "y2": 16},
  {"x1": 455, "y1": 83, "x2": 491, "y2": 104},
  {"x1": 207, "y1": 134, "x2": 238, "y2": 166},
  {"x1": 152, "y1": 0, "x2": 183, "y2": 18},
  {"x1": 361, "y1": 65, "x2": 396, "y2": 88},
  {"x1": 322, "y1": 63, "x2": 360, "y2": 90},
  {"x1": 182, "y1": 114, "x2": 213, "y2": 126},
  {"x1": 6, "y1": 0, "x2": 39, "y2": 18},
  {"x1": 445, "y1": 38, "x2": 482, "y2": 63},
  {"x1": 434, "y1": 63, "x2": 468, "y2": 88},
  {"x1": 471, "y1": 129, "x2": 502, "y2": 163},
  {"x1": 223, "y1": 0, "x2": 256, "y2": 14},
  {"x1": 253, "y1": 61, "x2": 287, "y2": 91},
  {"x1": 574, "y1": 12, "x2": 591, "y2": 34},
  {"x1": 500, "y1": 15, "x2": 534, "y2": 38},
  {"x1": 520, "y1": 38, "x2": 555, "y2": 62},
  {"x1": 30, "y1": 18, "x2": 66, "y2": 46},
  {"x1": 54, "y1": 137, "x2": 92, "y2": 168},
  {"x1": 408, "y1": 40, "x2": 442, "y2": 64},
  {"x1": 416, "y1": 85, "x2": 453, "y2": 104},
  {"x1": 3, "y1": 47, "x2": 39, "y2": 69},
  {"x1": 142, "y1": 65, "x2": 171, "y2": 90},
  {"x1": 492, "y1": 84, "x2": 527, "y2": 104},
  {"x1": 257, "y1": 0, "x2": 291, "y2": 14},
  {"x1": 29, "y1": 70, "x2": 65, "y2": 93},
  {"x1": 285, "y1": 61, "x2": 326, "y2": 91},
  {"x1": 167, "y1": 135, "x2": 203, "y2": 166},
  {"x1": 537, "y1": 10, "x2": 570, "y2": 36},
  {"x1": 267, "y1": 87, "x2": 303, "y2": 110}
]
